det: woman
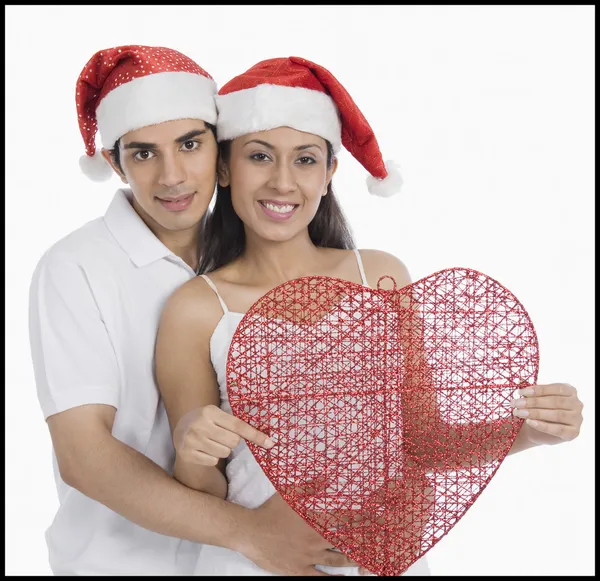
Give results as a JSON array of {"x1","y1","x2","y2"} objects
[{"x1": 155, "y1": 57, "x2": 584, "y2": 576}]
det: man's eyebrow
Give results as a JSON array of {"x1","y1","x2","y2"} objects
[
  {"x1": 243, "y1": 140, "x2": 324, "y2": 153},
  {"x1": 123, "y1": 129, "x2": 208, "y2": 150},
  {"x1": 175, "y1": 129, "x2": 208, "y2": 143},
  {"x1": 123, "y1": 140, "x2": 156, "y2": 150}
]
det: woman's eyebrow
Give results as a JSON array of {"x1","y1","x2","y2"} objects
[
  {"x1": 243, "y1": 139, "x2": 323, "y2": 153},
  {"x1": 294, "y1": 144, "x2": 323, "y2": 153},
  {"x1": 244, "y1": 139, "x2": 274, "y2": 149}
]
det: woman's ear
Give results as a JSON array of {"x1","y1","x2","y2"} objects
[
  {"x1": 323, "y1": 156, "x2": 338, "y2": 197},
  {"x1": 101, "y1": 148, "x2": 128, "y2": 184},
  {"x1": 217, "y1": 156, "x2": 230, "y2": 188}
]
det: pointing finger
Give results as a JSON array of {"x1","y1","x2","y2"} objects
[
  {"x1": 209, "y1": 425, "x2": 242, "y2": 450},
  {"x1": 217, "y1": 414, "x2": 275, "y2": 449}
]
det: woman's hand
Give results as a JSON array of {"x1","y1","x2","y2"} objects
[
  {"x1": 511, "y1": 383, "x2": 584, "y2": 445},
  {"x1": 173, "y1": 405, "x2": 274, "y2": 466}
]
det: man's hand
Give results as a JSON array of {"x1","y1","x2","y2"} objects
[
  {"x1": 236, "y1": 492, "x2": 358, "y2": 576},
  {"x1": 511, "y1": 383, "x2": 584, "y2": 445},
  {"x1": 173, "y1": 405, "x2": 274, "y2": 466},
  {"x1": 304, "y1": 475, "x2": 434, "y2": 576}
]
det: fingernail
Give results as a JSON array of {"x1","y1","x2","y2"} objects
[
  {"x1": 526, "y1": 419, "x2": 539, "y2": 427},
  {"x1": 518, "y1": 387, "x2": 535, "y2": 397},
  {"x1": 264, "y1": 437, "x2": 275, "y2": 448},
  {"x1": 511, "y1": 398, "x2": 526, "y2": 408},
  {"x1": 513, "y1": 408, "x2": 529, "y2": 418}
]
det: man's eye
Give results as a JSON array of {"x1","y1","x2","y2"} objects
[
  {"x1": 133, "y1": 150, "x2": 154, "y2": 161},
  {"x1": 182, "y1": 140, "x2": 200, "y2": 151}
]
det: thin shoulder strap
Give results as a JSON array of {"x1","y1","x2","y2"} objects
[
  {"x1": 199, "y1": 274, "x2": 229, "y2": 314},
  {"x1": 353, "y1": 248, "x2": 370, "y2": 288}
]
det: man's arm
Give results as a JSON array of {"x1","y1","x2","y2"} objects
[
  {"x1": 47, "y1": 403, "x2": 247, "y2": 548},
  {"x1": 47, "y1": 403, "x2": 354, "y2": 575},
  {"x1": 28, "y1": 251, "x2": 238, "y2": 544},
  {"x1": 30, "y1": 253, "x2": 354, "y2": 576}
]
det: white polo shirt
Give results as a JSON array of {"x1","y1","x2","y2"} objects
[{"x1": 29, "y1": 189, "x2": 202, "y2": 575}]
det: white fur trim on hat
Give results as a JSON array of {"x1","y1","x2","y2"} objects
[
  {"x1": 79, "y1": 150, "x2": 114, "y2": 182},
  {"x1": 216, "y1": 84, "x2": 342, "y2": 152},
  {"x1": 96, "y1": 71, "x2": 217, "y2": 148},
  {"x1": 366, "y1": 160, "x2": 404, "y2": 197}
]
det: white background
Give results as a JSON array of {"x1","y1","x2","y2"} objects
[{"x1": 5, "y1": 5, "x2": 594, "y2": 576}]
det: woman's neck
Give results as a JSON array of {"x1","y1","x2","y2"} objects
[{"x1": 238, "y1": 232, "x2": 325, "y2": 286}]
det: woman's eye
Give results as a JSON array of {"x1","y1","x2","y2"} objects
[
  {"x1": 133, "y1": 150, "x2": 154, "y2": 162},
  {"x1": 182, "y1": 140, "x2": 199, "y2": 151},
  {"x1": 297, "y1": 156, "x2": 316, "y2": 165},
  {"x1": 250, "y1": 153, "x2": 270, "y2": 162}
]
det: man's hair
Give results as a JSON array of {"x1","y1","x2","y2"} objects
[
  {"x1": 197, "y1": 139, "x2": 355, "y2": 275},
  {"x1": 110, "y1": 122, "x2": 218, "y2": 174}
]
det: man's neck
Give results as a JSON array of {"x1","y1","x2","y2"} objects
[
  {"x1": 131, "y1": 196, "x2": 200, "y2": 271},
  {"x1": 162, "y1": 233, "x2": 199, "y2": 271}
]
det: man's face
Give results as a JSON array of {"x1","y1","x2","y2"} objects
[{"x1": 104, "y1": 118, "x2": 218, "y2": 236}]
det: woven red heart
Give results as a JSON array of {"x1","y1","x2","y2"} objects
[{"x1": 227, "y1": 268, "x2": 539, "y2": 576}]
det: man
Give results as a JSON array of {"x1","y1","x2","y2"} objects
[{"x1": 28, "y1": 45, "x2": 356, "y2": 576}]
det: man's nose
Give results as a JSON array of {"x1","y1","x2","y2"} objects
[{"x1": 158, "y1": 152, "x2": 186, "y2": 187}]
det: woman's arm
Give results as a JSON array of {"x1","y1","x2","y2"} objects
[
  {"x1": 360, "y1": 249, "x2": 549, "y2": 469},
  {"x1": 155, "y1": 278, "x2": 228, "y2": 499}
]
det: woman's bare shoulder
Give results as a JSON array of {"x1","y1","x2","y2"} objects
[
  {"x1": 160, "y1": 274, "x2": 223, "y2": 335},
  {"x1": 356, "y1": 248, "x2": 412, "y2": 289}
]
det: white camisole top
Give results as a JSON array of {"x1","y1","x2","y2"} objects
[{"x1": 192, "y1": 249, "x2": 431, "y2": 577}]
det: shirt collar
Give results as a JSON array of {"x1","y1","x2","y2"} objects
[{"x1": 103, "y1": 189, "x2": 175, "y2": 268}]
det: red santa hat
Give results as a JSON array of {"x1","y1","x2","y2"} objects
[
  {"x1": 76, "y1": 45, "x2": 217, "y2": 181},
  {"x1": 216, "y1": 56, "x2": 403, "y2": 197}
]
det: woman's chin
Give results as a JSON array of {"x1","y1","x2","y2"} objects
[
  {"x1": 250, "y1": 222, "x2": 307, "y2": 244},
  {"x1": 244, "y1": 206, "x2": 320, "y2": 244}
]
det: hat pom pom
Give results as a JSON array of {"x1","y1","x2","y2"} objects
[
  {"x1": 79, "y1": 151, "x2": 113, "y2": 182},
  {"x1": 366, "y1": 160, "x2": 403, "y2": 198}
]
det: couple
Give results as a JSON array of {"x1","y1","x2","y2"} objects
[{"x1": 29, "y1": 45, "x2": 584, "y2": 576}]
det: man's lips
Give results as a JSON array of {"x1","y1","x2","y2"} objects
[
  {"x1": 157, "y1": 192, "x2": 195, "y2": 202},
  {"x1": 157, "y1": 192, "x2": 195, "y2": 211}
]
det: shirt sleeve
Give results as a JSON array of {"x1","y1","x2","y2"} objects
[{"x1": 28, "y1": 250, "x2": 121, "y2": 419}]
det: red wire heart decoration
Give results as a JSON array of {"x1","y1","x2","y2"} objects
[{"x1": 227, "y1": 267, "x2": 539, "y2": 575}]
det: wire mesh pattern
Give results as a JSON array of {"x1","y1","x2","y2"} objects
[{"x1": 227, "y1": 267, "x2": 539, "y2": 576}]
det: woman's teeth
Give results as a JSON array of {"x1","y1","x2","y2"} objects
[{"x1": 262, "y1": 202, "x2": 296, "y2": 213}]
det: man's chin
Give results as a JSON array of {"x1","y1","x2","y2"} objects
[{"x1": 161, "y1": 212, "x2": 206, "y2": 231}]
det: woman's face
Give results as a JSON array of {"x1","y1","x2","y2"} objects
[{"x1": 220, "y1": 126, "x2": 337, "y2": 243}]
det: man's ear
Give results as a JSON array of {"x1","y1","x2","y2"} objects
[
  {"x1": 323, "y1": 156, "x2": 338, "y2": 197},
  {"x1": 101, "y1": 148, "x2": 128, "y2": 184},
  {"x1": 217, "y1": 156, "x2": 230, "y2": 188}
]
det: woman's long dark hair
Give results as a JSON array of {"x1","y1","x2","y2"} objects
[{"x1": 198, "y1": 139, "x2": 355, "y2": 274}]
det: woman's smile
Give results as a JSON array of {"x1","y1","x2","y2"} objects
[{"x1": 257, "y1": 199, "x2": 300, "y2": 221}]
